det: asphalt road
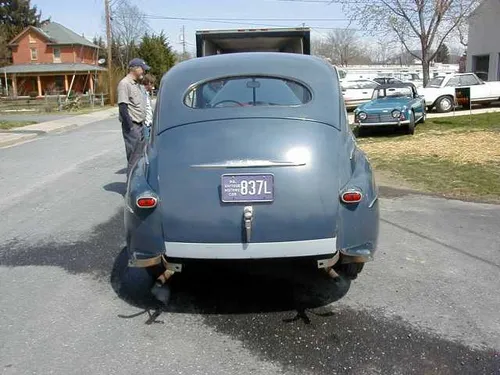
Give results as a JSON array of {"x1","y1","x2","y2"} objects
[{"x1": 0, "y1": 118, "x2": 499, "y2": 375}]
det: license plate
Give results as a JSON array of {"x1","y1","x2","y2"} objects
[{"x1": 221, "y1": 174, "x2": 274, "y2": 203}]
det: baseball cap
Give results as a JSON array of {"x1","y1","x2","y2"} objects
[{"x1": 128, "y1": 58, "x2": 151, "y2": 71}]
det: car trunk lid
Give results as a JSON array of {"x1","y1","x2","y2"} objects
[{"x1": 156, "y1": 118, "x2": 341, "y2": 244}]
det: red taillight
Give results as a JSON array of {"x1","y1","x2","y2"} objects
[
  {"x1": 136, "y1": 196, "x2": 158, "y2": 208},
  {"x1": 340, "y1": 190, "x2": 363, "y2": 203}
]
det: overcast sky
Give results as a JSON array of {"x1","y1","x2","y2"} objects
[{"x1": 32, "y1": 0, "x2": 352, "y2": 54}]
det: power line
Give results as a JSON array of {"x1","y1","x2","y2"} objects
[
  {"x1": 181, "y1": 25, "x2": 186, "y2": 54},
  {"x1": 144, "y1": 15, "x2": 356, "y2": 31},
  {"x1": 150, "y1": 18, "x2": 302, "y2": 28},
  {"x1": 273, "y1": 0, "x2": 334, "y2": 2},
  {"x1": 144, "y1": 15, "x2": 349, "y2": 22},
  {"x1": 104, "y1": 0, "x2": 114, "y2": 106},
  {"x1": 274, "y1": 0, "x2": 378, "y2": 3}
]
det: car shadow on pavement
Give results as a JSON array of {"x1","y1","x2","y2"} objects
[
  {"x1": 110, "y1": 246, "x2": 352, "y2": 318},
  {"x1": 103, "y1": 182, "x2": 127, "y2": 197},
  {"x1": 115, "y1": 167, "x2": 127, "y2": 175}
]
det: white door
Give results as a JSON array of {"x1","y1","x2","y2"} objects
[{"x1": 459, "y1": 74, "x2": 491, "y2": 100}]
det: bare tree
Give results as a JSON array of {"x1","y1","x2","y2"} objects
[
  {"x1": 311, "y1": 38, "x2": 333, "y2": 60},
  {"x1": 455, "y1": 22, "x2": 468, "y2": 48},
  {"x1": 331, "y1": 0, "x2": 480, "y2": 85},
  {"x1": 312, "y1": 29, "x2": 371, "y2": 66},
  {"x1": 111, "y1": 0, "x2": 148, "y2": 69},
  {"x1": 372, "y1": 37, "x2": 399, "y2": 64},
  {"x1": 328, "y1": 29, "x2": 363, "y2": 66}
]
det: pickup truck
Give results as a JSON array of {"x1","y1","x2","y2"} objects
[
  {"x1": 418, "y1": 73, "x2": 500, "y2": 112},
  {"x1": 195, "y1": 27, "x2": 311, "y2": 57}
]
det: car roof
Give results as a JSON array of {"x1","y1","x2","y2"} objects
[
  {"x1": 343, "y1": 79, "x2": 378, "y2": 82},
  {"x1": 156, "y1": 52, "x2": 345, "y2": 132}
]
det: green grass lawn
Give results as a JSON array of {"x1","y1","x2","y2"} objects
[
  {"x1": 357, "y1": 112, "x2": 500, "y2": 203},
  {"x1": 0, "y1": 120, "x2": 37, "y2": 130},
  {"x1": 420, "y1": 112, "x2": 500, "y2": 133}
]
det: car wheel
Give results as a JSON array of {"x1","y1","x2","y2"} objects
[
  {"x1": 336, "y1": 262, "x2": 365, "y2": 280},
  {"x1": 435, "y1": 96, "x2": 453, "y2": 113},
  {"x1": 418, "y1": 112, "x2": 426, "y2": 124},
  {"x1": 406, "y1": 111, "x2": 415, "y2": 135}
]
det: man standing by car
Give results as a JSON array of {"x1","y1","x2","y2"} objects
[
  {"x1": 117, "y1": 58, "x2": 150, "y2": 173},
  {"x1": 141, "y1": 73, "x2": 156, "y2": 141}
]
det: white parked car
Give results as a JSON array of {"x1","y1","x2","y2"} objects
[
  {"x1": 340, "y1": 79, "x2": 380, "y2": 109},
  {"x1": 418, "y1": 73, "x2": 500, "y2": 113}
]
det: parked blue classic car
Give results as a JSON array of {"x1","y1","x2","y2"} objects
[
  {"x1": 124, "y1": 52, "x2": 380, "y2": 303},
  {"x1": 353, "y1": 82, "x2": 426, "y2": 135}
]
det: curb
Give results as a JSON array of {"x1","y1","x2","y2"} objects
[
  {"x1": 0, "y1": 108, "x2": 117, "y2": 148},
  {"x1": 0, "y1": 133, "x2": 39, "y2": 148}
]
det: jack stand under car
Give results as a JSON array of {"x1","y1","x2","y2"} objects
[
  {"x1": 129, "y1": 254, "x2": 178, "y2": 307},
  {"x1": 150, "y1": 270, "x2": 174, "y2": 306}
]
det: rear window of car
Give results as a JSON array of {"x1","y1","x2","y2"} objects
[{"x1": 184, "y1": 76, "x2": 312, "y2": 109}]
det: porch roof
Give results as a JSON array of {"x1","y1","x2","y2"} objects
[{"x1": 2, "y1": 63, "x2": 107, "y2": 75}]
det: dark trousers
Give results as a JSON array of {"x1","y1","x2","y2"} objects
[{"x1": 121, "y1": 121, "x2": 144, "y2": 175}]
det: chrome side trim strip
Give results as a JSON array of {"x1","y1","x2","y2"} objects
[
  {"x1": 350, "y1": 145, "x2": 355, "y2": 160},
  {"x1": 368, "y1": 195, "x2": 379, "y2": 208},
  {"x1": 165, "y1": 238, "x2": 337, "y2": 259},
  {"x1": 191, "y1": 159, "x2": 305, "y2": 168}
]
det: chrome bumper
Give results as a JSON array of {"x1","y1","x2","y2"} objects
[
  {"x1": 164, "y1": 238, "x2": 338, "y2": 260},
  {"x1": 356, "y1": 120, "x2": 410, "y2": 126}
]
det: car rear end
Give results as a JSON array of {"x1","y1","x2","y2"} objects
[
  {"x1": 125, "y1": 54, "x2": 379, "y2": 291},
  {"x1": 154, "y1": 75, "x2": 341, "y2": 264}
]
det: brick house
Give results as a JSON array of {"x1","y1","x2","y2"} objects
[{"x1": 1, "y1": 21, "x2": 106, "y2": 97}]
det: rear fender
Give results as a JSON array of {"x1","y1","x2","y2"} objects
[
  {"x1": 336, "y1": 147, "x2": 379, "y2": 262},
  {"x1": 125, "y1": 154, "x2": 165, "y2": 263}
]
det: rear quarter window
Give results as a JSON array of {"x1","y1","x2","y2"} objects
[{"x1": 184, "y1": 76, "x2": 312, "y2": 109}]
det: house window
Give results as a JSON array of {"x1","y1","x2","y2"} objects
[
  {"x1": 53, "y1": 48, "x2": 61, "y2": 62},
  {"x1": 30, "y1": 48, "x2": 38, "y2": 60}
]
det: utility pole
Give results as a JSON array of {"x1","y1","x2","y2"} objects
[
  {"x1": 182, "y1": 25, "x2": 186, "y2": 55},
  {"x1": 105, "y1": 0, "x2": 114, "y2": 105}
]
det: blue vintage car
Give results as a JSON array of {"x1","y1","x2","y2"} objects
[
  {"x1": 124, "y1": 52, "x2": 380, "y2": 303},
  {"x1": 353, "y1": 83, "x2": 426, "y2": 135}
]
